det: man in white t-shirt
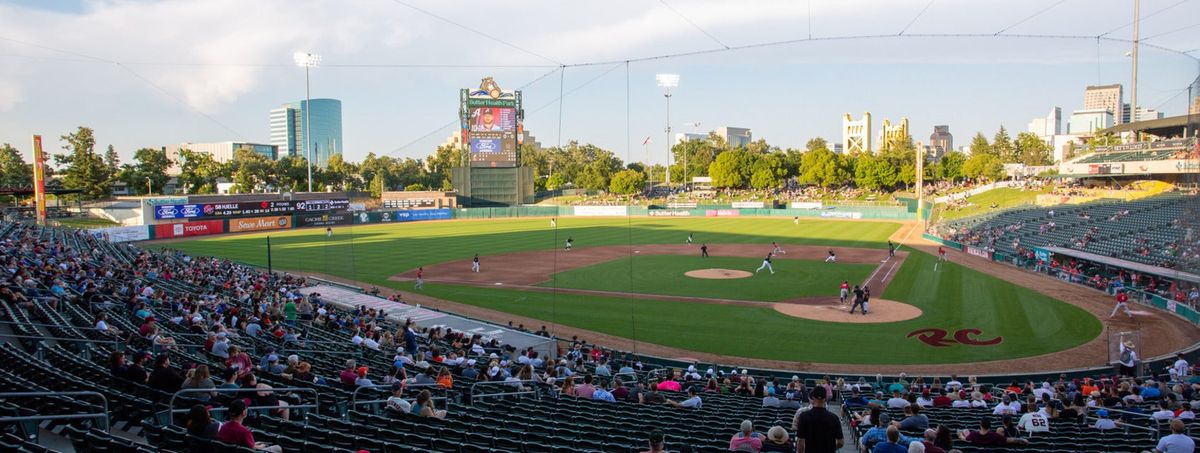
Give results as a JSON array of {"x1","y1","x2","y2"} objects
[
  {"x1": 886, "y1": 391, "x2": 910, "y2": 409},
  {"x1": 1017, "y1": 403, "x2": 1050, "y2": 435},
  {"x1": 1152, "y1": 401, "x2": 1178, "y2": 420},
  {"x1": 992, "y1": 395, "x2": 1020, "y2": 416},
  {"x1": 1171, "y1": 354, "x2": 1190, "y2": 382},
  {"x1": 1155, "y1": 419, "x2": 1195, "y2": 453}
]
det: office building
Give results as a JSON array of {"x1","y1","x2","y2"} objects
[
  {"x1": 929, "y1": 125, "x2": 953, "y2": 158},
  {"x1": 1027, "y1": 107, "x2": 1062, "y2": 139},
  {"x1": 674, "y1": 132, "x2": 708, "y2": 144},
  {"x1": 1084, "y1": 84, "x2": 1124, "y2": 125},
  {"x1": 716, "y1": 127, "x2": 752, "y2": 148},
  {"x1": 163, "y1": 142, "x2": 278, "y2": 176},
  {"x1": 842, "y1": 113, "x2": 872, "y2": 154},
  {"x1": 269, "y1": 98, "x2": 343, "y2": 168},
  {"x1": 1131, "y1": 106, "x2": 1165, "y2": 122},
  {"x1": 830, "y1": 143, "x2": 844, "y2": 154},
  {"x1": 1191, "y1": 96, "x2": 1200, "y2": 115},
  {"x1": 1068, "y1": 109, "x2": 1114, "y2": 135},
  {"x1": 878, "y1": 117, "x2": 910, "y2": 153}
]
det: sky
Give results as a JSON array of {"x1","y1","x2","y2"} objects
[{"x1": 0, "y1": 0, "x2": 1198, "y2": 166}]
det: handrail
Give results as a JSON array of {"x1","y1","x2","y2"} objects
[
  {"x1": 469, "y1": 379, "x2": 546, "y2": 405},
  {"x1": 165, "y1": 387, "x2": 320, "y2": 421},
  {"x1": 349, "y1": 383, "x2": 450, "y2": 411},
  {"x1": 0, "y1": 391, "x2": 110, "y2": 432},
  {"x1": 1082, "y1": 406, "x2": 1161, "y2": 437},
  {"x1": 0, "y1": 333, "x2": 122, "y2": 345}
]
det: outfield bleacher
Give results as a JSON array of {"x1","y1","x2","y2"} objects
[{"x1": 1073, "y1": 149, "x2": 1182, "y2": 164}]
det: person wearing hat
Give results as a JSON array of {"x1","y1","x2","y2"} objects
[
  {"x1": 641, "y1": 430, "x2": 666, "y2": 453},
  {"x1": 354, "y1": 366, "x2": 373, "y2": 387},
  {"x1": 728, "y1": 419, "x2": 762, "y2": 452},
  {"x1": 759, "y1": 426, "x2": 793, "y2": 452},
  {"x1": 794, "y1": 385, "x2": 845, "y2": 452},
  {"x1": 1093, "y1": 409, "x2": 1118, "y2": 430},
  {"x1": 860, "y1": 413, "x2": 916, "y2": 451},
  {"x1": 1154, "y1": 418, "x2": 1196, "y2": 452},
  {"x1": 1118, "y1": 339, "x2": 1139, "y2": 376},
  {"x1": 385, "y1": 382, "x2": 412, "y2": 413}
]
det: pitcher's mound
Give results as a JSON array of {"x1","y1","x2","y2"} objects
[
  {"x1": 773, "y1": 298, "x2": 922, "y2": 323},
  {"x1": 685, "y1": 268, "x2": 753, "y2": 279}
]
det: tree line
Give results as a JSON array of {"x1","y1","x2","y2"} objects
[{"x1": 0, "y1": 124, "x2": 1061, "y2": 201}]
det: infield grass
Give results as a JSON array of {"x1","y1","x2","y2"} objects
[{"x1": 540, "y1": 255, "x2": 876, "y2": 302}]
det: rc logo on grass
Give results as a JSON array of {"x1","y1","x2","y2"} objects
[{"x1": 906, "y1": 328, "x2": 1003, "y2": 347}]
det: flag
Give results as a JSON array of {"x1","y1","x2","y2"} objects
[{"x1": 642, "y1": 136, "x2": 652, "y2": 146}]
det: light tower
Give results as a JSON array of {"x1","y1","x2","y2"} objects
[
  {"x1": 656, "y1": 74, "x2": 680, "y2": 188},
  {"x1": 293, "y1": 51, "x2": 322, "y2": 192}
]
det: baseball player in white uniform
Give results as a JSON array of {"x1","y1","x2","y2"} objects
[
  {"x1": 755, "y1": 253, "x2": 775, "y2": 274},
  {"x1": 825, "y1": 249, "x2": 837, "y2": 263},
  {"x1": 687, "y1": 233, "x2": 694, "y2": 245},
  {"x1": 471, "y1": 254, "x2": 480, "y2": 272}
]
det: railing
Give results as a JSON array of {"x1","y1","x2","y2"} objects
[
  {"x1": 1082, "y1": 406, "x2": 1162, "y2": 438},
  {"x1": 0, "y1": 333, "x2": 122, "y2": 346},
  {"x1": 164, "y1": 387, "x2": 319, "y2": 422},
  {"x1": 468, "y1": 379, "x2": 548, "y2": 405},
  {"x1": 0, "y1": 391, "x2": 110, "y2": 432}
]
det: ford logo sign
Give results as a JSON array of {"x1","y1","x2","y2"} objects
[
  {"x1": 181, "y1": 206, "x2": 201, "y2": 217},
  {"x1": 158, "y1": 206, "x2": 178, "y2": 217},
  {"x1": 475, "y1": 140, "x2": 497, "y2": 152}
]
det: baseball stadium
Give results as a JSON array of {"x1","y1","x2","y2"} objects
[{"x1": 4, "y1": 1, "x2": 1200, "y2": 452}]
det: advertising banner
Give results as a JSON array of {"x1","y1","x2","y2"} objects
[
  {"x1": 574, "y1": 206, "x2": 628, "y2": 216},
  {"x1": 705, "y1": 209, "x2": 740, "y2": 217},
  {"x1": 31, "y1": 135, "x2": 46, "y2": 223},
  {"x1": 144, "y1": 197, "x2": 187, "y2": 206},
  {"x1": 295, "y1": 212, "x2": 353, "y2": 227},
  {"x1": 648, "y1": 210, "x2": 691, "y2": 217},
  {"x1": 790, "y1": 202, "x2": 824, "y2": 210},
  {"x1": 1033, "y1": 247, "x2": 1050, "y2": 263},
  {"x1": 354, "y1": 209, "x2": 453, "y2": 224},
  {"x1": 966, "y1": 245, "x2": 993, "y2": 260},
  {"x1": 153, "y1": 199, "x2": 350, "y2": 220},
  {"x1": 154, "y1": 220, "x2": 224, "y2": 239},
  {"x1": 229, "y1": 216, "x2": 291, "y2": 233},
  {"x1": 819, "y1": 211, "x2": 863, "y2": 219},
  {"x1": 731, "y1": 201, "x2": 764, "y2": 209},
  {"x1": 90, "y1": 225, "x2": 150, "y2": 243},
  {"x1": 666, "y1": 202, "x2": 698, "y2": 209}
]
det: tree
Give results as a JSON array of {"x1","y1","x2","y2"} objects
[
  {"x1": 853, "y1": 154, "x2": 897, "y2": 190},
  {"x1": 969, "y1": 132, "x2": 992, "y2": 157},
  {"x1": 103, "y1": 145, "x2": 120, "y2": 181},
  {"x1": 545, "y1": 173, "x2": 566, "y2": 190},
  {"x1": 962, "y1": 153, "x2": 1005, "y2": 182},
  {"x1": 708, "y1": 149, "x2": 754, "y2": 188},
  {"x1": 1087, "y1": 132, "x2": 1121, "y2": 152},
  {"x1": 323, "y1": 153, "x2": 359, "y2": 191},
  {"x1": 1015, "y1": 132, "x2": 1053, "y2": 166},
  {"x1": 424, "y1": 145, "x2": 463, "y2": 189},
  {"x1": 0, "y1": 143, "x2": 32, "y2": 188},
  {"x1": 992, "y1": 126, "x2": 1016, "y2": 162},
  {"x1": 369, "y1": 172, "x2": 386, "y2": 198},
  {"x1": 123, "y1": 147, "x2": 172, "y2": 195},
  {"x1": 749, "y1": 153, "x2": 786, "y2": 189},
  {"x1": 797, "y1": 148, "x2": 851, "y2": 188},
  {"x1": 608, "y1": 169, "x2": 646, "y2": 195},
  {"x1": 805, "y1": 137, "x2": 829, "y2": 152},
  {"x1": 56, "y1": 126, "x2": 111, "y2": 200},
  {"x1": 229, "y1": 148, "x2": 274, "y2": 193},
  {"x1": 177, "y1": 149, "x2": 227, "y2": 194},
  {"x1": 937, "y1": 151, "x2": 967, "y2": 181},
  {"x1": 404, "y1": 183, "x2": 425, "y2": 191}
]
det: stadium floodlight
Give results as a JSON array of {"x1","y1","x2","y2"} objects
[
  {"x1": 294, "y1": 52, "x2": 322, "y2": 193},
  {"x1": 656, "y1": 74, "x2": 680, "y2": 188}
]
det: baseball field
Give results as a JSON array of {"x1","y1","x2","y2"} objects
[{"x1": 153, "y1": 216, "x2": 1109, "y2": 368}]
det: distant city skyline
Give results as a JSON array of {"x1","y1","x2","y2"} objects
[{"x1": 0, "y1": 0, "x2": 1197, "y2": 165}]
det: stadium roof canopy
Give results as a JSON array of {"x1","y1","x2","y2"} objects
[
  {"x1": 1042, "y1": 246, "x2": 1200, "y2": 284},
  {"x1": 1099, "y1": 114, "x2": 1198, "y2": 138}
]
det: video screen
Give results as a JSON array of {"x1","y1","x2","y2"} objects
[{"x1": 469, "y1": 107, "x2": 516, "y2": 132}]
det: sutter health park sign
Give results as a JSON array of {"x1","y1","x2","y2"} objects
[{"x1": 229, "y1": 216, "x2": 291, "y2": 233}]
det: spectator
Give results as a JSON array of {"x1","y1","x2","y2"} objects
[
  {"x1": 1154, "y1": 419, "x2": 1196, "y2": 453},
  {"x1": 794, "y1": 386, "x2": 844, "y2": 453},
  {"x1": 436, "y1": 367, "x2": 453, "y2": 389},
  {"x1": 209, "y1": 332, "x2": 229, "y2": 359},
  {"x1": 125, "y1": 352, "x2": 149, "y2": 384},
  {"x1": 641, "y1": 430, "x2": 666, "y2": 453},
  {"x1": 184, "y1": 404, "x2": 219, "y2": 440},
  {"x1": 254, "y1": 383, "x2": 290, "y2": 421},
  {"x1": 886, "y1": 390, "x2": 910, "y2": 409},
  {"x1": 728, "y1": 419, "x2": 762, "y2": 452},
  {"x1": 760, "y1": 426, "x2": 793, "y2": 452},
  {"x1": 1017, "y1": 403, "x2": 1050, "y2": 435},
  {"x1": 920, "y1": 429, "x2": 947, "y2": 453},
  {"x1": 1094, "y1": 409, "x2": 1118, "y2": 430},
  {"x1": 412, "y1": 389, "x2": 446, "y2": 419},
  {"x1": 958, "y1": 418, "x2": 1006, "y2": 446},
  {"x1": 224, "y1": 346, "x2": 253, "y2": 378},
  {"x1": 667, "y1": 386, "x2": 702, "y2": 409},
  {"x1": 109, "y1": 351, "x2": 127, "y2": 378},
  {"x1": 354, "y1": 367, "x2": 373, "y2": 387},
  {"x1": 897, "y1": 404, "x2": 929, "y2": 431},
  {"x1": 180, "y1": 365, "x2": 216, "y2": 401},
  {"x1": 215, "y1": 399, "x2": 281, "y2": 453},
  {"x1": 872, "y1": 426, "x2": 908, "y2": 453},
  {"x1": 147, "y1": 354, "x2": 182, "y2": 392},
  {"x1": 385, "y1": 382, "x2": 411, "y2": 413},
  {"x1": 576, "y1": 374, "x2": 597, "y2": 399},
  {"x1": 862, "y1": 414, "x2": 916, "y2": 450},
  {"x1": 1153, "y1": 400, "x2": 1177, "y2": 420},
  {"x1": 339, "y1": 359, "x2": 358, "y2": 385}
]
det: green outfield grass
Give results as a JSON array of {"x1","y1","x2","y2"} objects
[
  {"x1": 157, "y1": 217, "x2": 1103, "y2": 364},
  {"x1": 539, "y1": 255, "x2": 876, "y2": 302},
  {"x1": 937, "y1": 187, "x2": 1050, "y2": 221}
]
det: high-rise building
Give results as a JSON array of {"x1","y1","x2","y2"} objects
[
  {"x1": 1191, "y1": 96, "x2": 1200, "y2": 115},
  {"x1": 269, "y1": 98, "x2": 342, "y2": 168},
  {"x1": 716, "y1": 127, "x2": 752, "y2": 148},
  {"x1": 1130, "y1": 106, "x2": 1165, "y2": 122},
  {"x1": 1068, "y1": 109, "x2": 1114, "y2": 135},
  {"x1": 929, "y1": 125, "x2": 952, "y2": 159},
  {"x1": 842, "y1": 113, "x2": 872, "y2": 154},
  {"x1": 1084, "y1": 84, "x2": 1124, "y2": 125},
  {"x1": 163, "y1": 142, "x2": 277, "y2": 176},
  {"x1": 1027, "y1": 107, "x2": 1062, "y2": 138},
  {"x1": 878, "y1": 117, "x2": 910, "y2": 153}
]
